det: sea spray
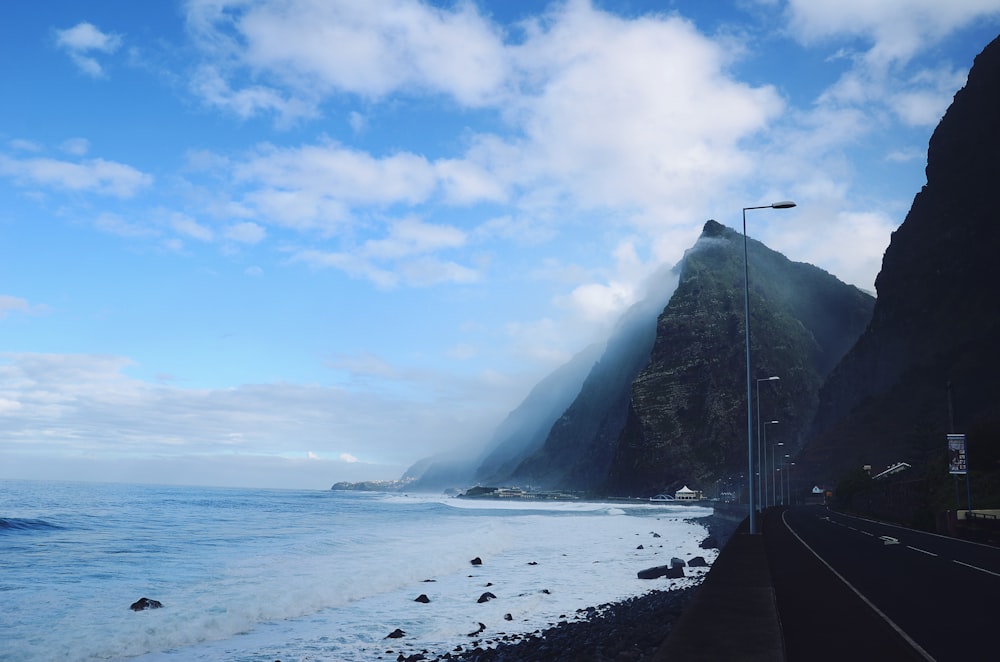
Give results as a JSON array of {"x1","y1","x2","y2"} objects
[{"x1": 0, "y1": 481, "x2": 715, "y2": 661}]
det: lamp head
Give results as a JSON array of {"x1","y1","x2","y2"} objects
[{"x1": 771, "y1": 201, "x2": 796, "y2": 209}]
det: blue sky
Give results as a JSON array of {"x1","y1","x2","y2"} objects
[{"x1": 2, "y1": 0, "x2": 999, "y2": 489}]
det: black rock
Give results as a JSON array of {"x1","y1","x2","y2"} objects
[
  {"x1": 688, "y1": 556, "x2": 709, "y2": 567},
  {"x1": 670, "y1": 557, "x2": 686, "y2": 568},
  {"x1": 699, "y1": 535, "x2": 719, "y2": 549},
  {"x1": 477, "y1": 591, "x2": 497, "y2": 603},
  {"x1": 470, "y1": 557, "x2": 482, "y2": 566},
  {"x1": 637, "y1": 564, "x2": 684, "y2": 579},
  {"x1": 129, "y1": 597, "x2": 162, "y2": 611},
  {"x1": 415, "y1": 594, "x2": 431, "y2": 603},
  {"x1": 467, "y1": 622, "x2": 486, "y2": 636},
  {"x1": 386, "y1": 628, "x2": 406, "y2": 639}
]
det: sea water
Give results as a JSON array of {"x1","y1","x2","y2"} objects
[{"x1": 0, "y1": 481, "x2": 715, "y2": 661}]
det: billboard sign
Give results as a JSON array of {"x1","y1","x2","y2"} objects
[{"x1": 947, "y1": 434, "x2": 967, "y2": 475}]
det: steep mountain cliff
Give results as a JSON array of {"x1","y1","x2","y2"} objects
[
  {"x1": 499, "y1": 275, "x2": 677, "y2": 490},
  {"x1": 604, "y1": 221, "x2": 874, "y2": 496},
  {"x1": 799, "y1": 34, "x2": 1000, "y2": 487}
]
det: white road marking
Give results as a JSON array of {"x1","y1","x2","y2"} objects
[
  {"x1": 906, "y1": 546, "x2": 938, "y2": 557},
  {"x1": 880, "y1": 536, "x2": 900, "y2": 545},
  {"x1": 783, "y1": 511, "x2": 936, "y2": 662},
  {"x1": 953, "y1": 560, "x2": 1000, "y2": 578}
]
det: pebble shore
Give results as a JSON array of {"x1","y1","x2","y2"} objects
[
  {"x1": 422, "y1": 583, "x2": 699, "y2": 662},
  {"x1": 383, "y1": 514, "x2": 739, "y2": 662}
]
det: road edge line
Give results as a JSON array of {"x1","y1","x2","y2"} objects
[
  {"x1": 831, "y1": 510, "x2": 997, "y2": 549},
  {"x1": 781, "y1": 509, "x2": 936, "y2": 662}
]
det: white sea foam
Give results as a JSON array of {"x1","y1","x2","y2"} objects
[{"x1": 0, "y1": 483, "x2": 716, "y2": 661}]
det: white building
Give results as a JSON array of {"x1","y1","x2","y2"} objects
[{"x1": 674, "y1": 485, "x2": 703, "y2": 501}]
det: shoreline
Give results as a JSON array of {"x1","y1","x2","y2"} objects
[{"x1": 382, "y1": 512, "x2": 736, "y2": 662}]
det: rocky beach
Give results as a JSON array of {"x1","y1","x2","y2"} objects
[{"x1": 377, "y1": 513, "x2": 740, "y2": 662}]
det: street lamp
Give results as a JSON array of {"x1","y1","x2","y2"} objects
[
  {"x1": 781, "y1": 453, "x2": 790, "y2": 505},
  {"x1": 743, "y1": 201, "x2": 795, "y2": 534},
  {"x1": 756, "y1": 376, "x2": 779, "y2": 509},
  {"x1": 763, "y1": 420, "x2": 778, "y2": 507},
  {"x1": 771, "y1": 441, "x2": 784, "y2": 507},
  {"x1": 788, "y1": 461, "x2": 796, "y2": 506}
]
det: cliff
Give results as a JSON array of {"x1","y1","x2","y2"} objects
[
  {"x1": 799, "y1": 34, "x2": 1000, "y2": 486},
  {"x1": 604, "y1": 221, "x2": 873, "y2": 496}
]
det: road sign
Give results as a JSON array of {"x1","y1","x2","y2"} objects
[{"x1": 947, "y1": 434, "x2": 967, "y2": 474}]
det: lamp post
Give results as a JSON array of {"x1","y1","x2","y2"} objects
[
  {"x1": 744, "y1": 202, "x2": 795, "y2": 534},
  {"x1": 788, "y1": 461, "x2": 795, "y2": 505},
  {"x1": 771, "y1": 441, "x2": 784, "y2": 507},
  {"x1": 756, "y1": 376, "x2": 779, "y2": 510},
  {"x1": 781, "y1": 453, "x2": 790, "y2": 505},
  {"x1": 762, "y1": 420, "x2": 778, "y2": 507}
]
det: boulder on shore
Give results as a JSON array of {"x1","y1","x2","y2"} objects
[
  {"x1": 477, "y1": 591, "x2": 497, "y2": 603},
  {"x1": 688, "y1": 556, "x2": 710, "y2": 567},
  {"x1": 637, "y1": 565, "x2": 684, "y2": 580}
]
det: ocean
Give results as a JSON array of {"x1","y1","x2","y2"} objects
[{"x1": 0, "y1": 480, "x2": 715, "y2": 661}]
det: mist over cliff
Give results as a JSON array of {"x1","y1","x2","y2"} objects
[{"x1": 603, "y1": 221, "x2": 873, "y2": 496}]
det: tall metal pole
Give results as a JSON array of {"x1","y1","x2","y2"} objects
[
  {"x1": 772, "y1": 442, "x2": 783, "y2": 507},
  {"x1": 756, "y1": 378, "x2": 762, "y2": 512},
  {"x1": 755, "y1": 376, "x2": 778, "y2": 513},
  {"x1": 762, "y1": 422, "x2": 768, "y2": 508},
  {"x1": 742, "y1": 201, "x2": 795, "y2": 534},
  {"x1": 743, "y1": 207, "x2": 756, "y2": 533},
  {"x1": 789, "y1": 462, "x2": 795, "y2": 506},
  {"x1": 762, "y1": 420, "x2": 778, "y2": 508}
]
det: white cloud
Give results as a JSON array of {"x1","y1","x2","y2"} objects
[
  {"x1": 0, "y1": 352, "x2": 506, "y2": 481},
  {"x1": 0, "y1": 295, "x2": 48, "y2": 319},
  {"x1": 190, "y1": 65, "x2": 316, "y2": 124},
  {"x1": 225, "y1": 221, "x2": 266, "y2": 244},
  {"x1": 95, "y1": 212, "x2": 159, "y2": 238},
  {"x1": 0, "y1": 154, "x2": 152, "y2": 198},
  {"x1": 9, "y1": 139, "x2": 43, "y2": 152},
  {"x1": 61, "y1": 138, "x2": 91, "y2": 156},
  {"x1": 185, "y1": 0, "x2": 508, "y2": 118},
  {"x1": 171, "y1": 214, "x2": 214, "y2": 242},
  {"x1": 785, "y1": 0, "x2": 1000, "y2": 67},
  {"x1": 364, "y1": 218, "x2": 466, "y2": 260},
  {"x1": 230, "y1": 141, "x2": 438, "y2": 233},
  {"x1": 54, "y1": 22, "x2": 123, "y2": 77},
  {"x1": 290, "y1": 217, "x2": 475, "y2": 288}
]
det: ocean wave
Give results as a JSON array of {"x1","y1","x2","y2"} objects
[{"x1": 0, "y1": 517, "x2": 62, "y2": 532}]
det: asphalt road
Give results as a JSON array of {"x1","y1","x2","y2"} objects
[{"x1": 764, "y1": 506, "x2": 999, "y2": 661}]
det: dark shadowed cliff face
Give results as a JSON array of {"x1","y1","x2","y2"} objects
[
  {"x1": 604, "y1": 221, "x2": 874, "y2": 496},
  {"x1": 800, "y1": 35, "x2": 1000, "y2": 487}
]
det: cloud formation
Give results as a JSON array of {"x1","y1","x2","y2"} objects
[{"x1": 54, "y1": 22, "x2": 123, "y2": 77}]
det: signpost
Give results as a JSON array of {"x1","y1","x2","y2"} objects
[{"x1": 947, "y1": 433, "x2": 972, "y2": 513}]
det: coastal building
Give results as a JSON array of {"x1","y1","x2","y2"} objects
[{"x1": 674, "y1": 486, "x2": 703, "y2": 501}]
